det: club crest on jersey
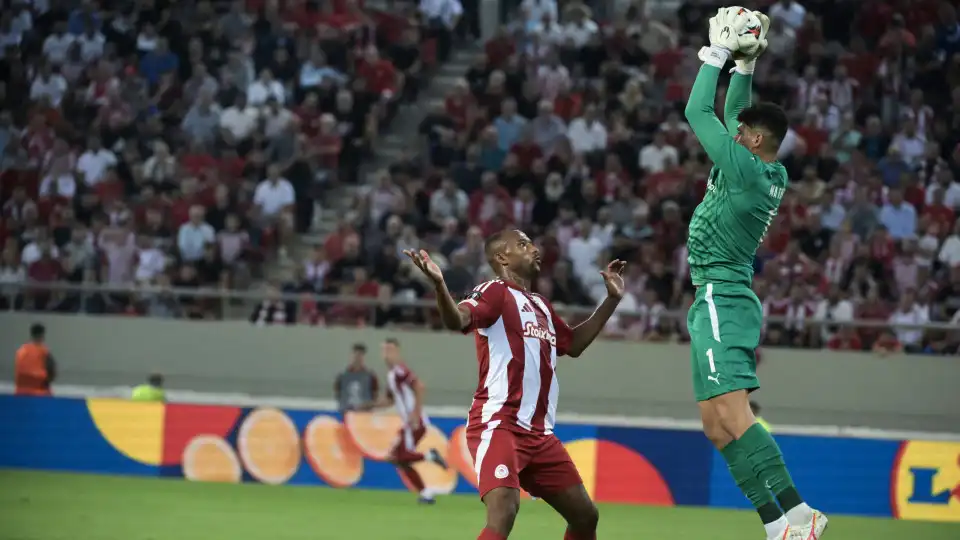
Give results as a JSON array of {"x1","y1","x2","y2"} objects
[{"x1": 523, "y1": 321, "x2": 556, "y2": 345}]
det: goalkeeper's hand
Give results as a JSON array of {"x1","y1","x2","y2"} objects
[
  {"x1": 702, "y1": 7, "x2": 745, "y2": 69},
  {"x1": 732, "y1": 11, "x2": 770, "y2": 75}
]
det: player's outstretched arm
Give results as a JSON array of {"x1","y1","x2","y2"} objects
[
  {"x1": 567, "y1": 260, "x2": 626, "y2": 357},
  {"x1": 723, "y1": 70, "x2": 752, "y2": 139},
  {"x1": 725, "y1": 11, "x2": 769, "y2": 136},
  {"x1": 686, "y1": 10, "x2": 755, "y2": 182},
  {"x1": 403, "y1": 249, "x2": 471, "y2": 332}
]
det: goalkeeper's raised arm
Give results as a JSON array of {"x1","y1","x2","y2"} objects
[{"x1": 684, "y1": 7, "x2": 784, "y2": 179}]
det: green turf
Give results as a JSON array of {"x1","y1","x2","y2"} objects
[{"x1": 1, "y1": 470, "x2": 958, "y2": 540}]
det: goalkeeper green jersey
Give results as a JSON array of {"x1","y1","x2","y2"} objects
[{"x1": 684, "y1": 65, "x2": 789, "y2": 287}]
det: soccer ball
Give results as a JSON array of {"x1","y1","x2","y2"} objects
[{"x1": 732, "y1": 7, "x2": 764, "y2": 58}]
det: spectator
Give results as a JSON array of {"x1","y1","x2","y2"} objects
[
  {"x1": 890, "y1": 118, "x2": 927, "y2": 168},
  {"x1": 567, "y1": 104, "x2": 607, "y2": 154},
  {"x1": 139, "y1": 37, "x2": 178, "y2": 86},
  {"x1": 247, "y1": 69, "x2": 285, "y2": 107},
  {"x1": 769, "y1": 0, "x2": 807, "y2": 31},
  {"x1": 493, "y1": 98, "x2": 527, "y2": 151},
  {"x1": 299, "y1": 49, "x2": 347, "y2": 92},
  {"x1": 76, "y1": 136, "x2": 117, "y2": 187},
  {"x1": 813, "y1": 285, "x2": 855, "y2": 346},
  {"x1": 249, "y1": 284, "x2": 294, "y2": 326},
  {"x1": 42, "y1": 21, "x2": 74, "y2": 65},
  {"x1": 220, "y1": 95, "x2": 260, "y2": 149},
  {"x1": 430, "y1": 178, "x2": 469, "y2": 225},
  {"x1": 135, "y1": 234, "x2": 167, "y2": 284},
  {"x1": 30, "y1": 63, "x2": 69, "y2": 108},
  {"x1": 639, "y1": 130, "x2": 679, "y2": 175},
  {"x1": 181, "y1": 93, "x2": 222, "y2": 147},
  {"x1": 879, "y1": 188, "x2": 918, "y2": 240},
  {"x1": 420, "y1": 0, "x2": 463, "y2": 62},
  {"x1": 530, "y1": 100, "x2": 566, "y2": 154},
  {"x1": 178, "y1": 206, "x2": 216, "y2": 263},
  {"x1": 939, "y1": 220, "x2": 960, "y2": 268},
  {"x1": 254, "y1": 164, "x2": 296, "y2": 221}
]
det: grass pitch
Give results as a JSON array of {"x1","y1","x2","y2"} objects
[{"x1": 1, "y1": 470, "x2": 957, "y2": 540}]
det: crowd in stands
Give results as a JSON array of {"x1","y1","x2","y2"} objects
[
  {"x1": 0, "y1": 0, "x2": 443, "y2": 318},
  {"x1": 295, "y1": 0, "x2": 960, "y2": 355},
  {"x1": 2, "y1": 0, "x2": 959, "y2": 355}
]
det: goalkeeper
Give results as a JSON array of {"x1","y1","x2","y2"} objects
[{"x1": 683, "y1": 7, "x2": 828, "y2": 540}]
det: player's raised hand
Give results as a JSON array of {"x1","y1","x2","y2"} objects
[
  {"x1": 707, "y1": 7, "x2": 744, "y2": 53},
  {"x1": 600, "y1": 260, "x2": 627, "y2": 299},
  {"x1": 403, "y1": 249, "x2": 444, "y2": 285}
]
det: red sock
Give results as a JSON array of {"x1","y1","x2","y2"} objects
[
  {"x1": 478, "y1": 528, "x2": 507, "y2": 540},
  {"x1": 399, "y1": 466, "x2": 425, "y2": 492},
  {"x1": 564, "y1": 531, "x2": 595, "y2": 540}
]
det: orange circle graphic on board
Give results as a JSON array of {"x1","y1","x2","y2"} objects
[
  {"x1": 398, "y1": 425, "x2": 459, "y2": 495},
  {"x1": 303, "y1": 415, "x2": 364, "y2": 488},
  {"x1": 182, "y1": 435, "x2": 242, "y2": 483},
  {"x1": 343, "y1": 411, "x2": 405, "y2": 461},
  {"x1": 237, "y1": 408, "x2": 302, "y2": 485}
]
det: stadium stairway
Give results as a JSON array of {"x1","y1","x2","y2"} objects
[{"x1": 261, "y1": 45, "x2": 485, "y2": 285}]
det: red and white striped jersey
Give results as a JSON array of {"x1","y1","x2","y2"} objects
[
  {"x1": 387, "y1": 363, "x2": 428, "y2": 428},
  {"x1": 458, "y1": 279, "x2": 574, "y2": 436}
]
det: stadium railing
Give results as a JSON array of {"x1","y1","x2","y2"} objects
[{"x1": 3, "y1": 281, "x2": 957, "y2": 331}]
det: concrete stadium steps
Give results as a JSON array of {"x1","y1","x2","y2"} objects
[{"x1": 260, "y1": 46, "x2": 485, "y2": 285}]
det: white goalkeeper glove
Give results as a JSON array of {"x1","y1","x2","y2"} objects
[
  {"x1": 702, "y1": 7, "x2": 744, "y2": 68},
  {"x1": 732, "y1": 11, "x2": 770, "y2": 75}
]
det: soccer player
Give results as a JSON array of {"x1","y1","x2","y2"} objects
[
  {"x1": 685, "y1": 8, "x2": 827, "y2": 540},
  {"x1": 364, "y1": 337, "x2": 448, "y2": 504},
  {"x1": 404, "y1": 230, "x2": 625, "y2": 540}
]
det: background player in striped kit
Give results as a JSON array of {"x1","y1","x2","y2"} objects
[{"x1": 364, "y1": 337, "x2": 448, "y2": 504}]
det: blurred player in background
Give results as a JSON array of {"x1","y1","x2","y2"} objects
[
  {"x1": 365, "y1": 337, "x2": 448, "y2": 504},
  {"x1": 685, "y1": 7, "x2": 826, "y2": 540},
  {"x1": 405, "y1": 229, "x2": 625, "y2": 540}
]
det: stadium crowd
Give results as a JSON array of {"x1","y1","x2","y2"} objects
[
  {"x1": 0, "y1": 0, "x2": 443, "y2": 318},
  {"x1": 1, "y1": 0, "x2": 959, "y2": 355},
  {"x1": 301, "y1": 0, "x2": 960, "y2": 354}
]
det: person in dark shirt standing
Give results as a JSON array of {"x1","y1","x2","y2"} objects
[
  {"x1": 334, "y1": 343, "x2": 379, "y2": 412},
  {"x1": 389, "y1": 28, "x2": 422, "y2": 102}
]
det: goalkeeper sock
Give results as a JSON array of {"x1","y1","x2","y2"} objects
[
  {"x1": 738, "y1": 423, "x2": 811, "y2": 516},
  {"x1": 719, "y1": 439, "x2": 782, "y2": 525}
]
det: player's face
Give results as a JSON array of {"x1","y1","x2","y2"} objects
[
  {"x1": 381, "y1": 343, "x2": 398, "y2": 364},
  {"x1": 504, "y1": 231, "x2": 541, "y2": 277}
]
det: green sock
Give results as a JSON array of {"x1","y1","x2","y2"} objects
[
  {"x1": 720, "y1": 439, "x2": 782, "y2": 524},
  {"x1": 738, "y1": 423, "x2": 805, "y2": 510}
]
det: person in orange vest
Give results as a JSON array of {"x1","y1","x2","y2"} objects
[{"x1": 14, "y1": 323, "x2": 57, "y2": 396}]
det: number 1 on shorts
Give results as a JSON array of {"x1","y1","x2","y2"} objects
[{"x1": 706, "y1": 348, "x2": 716, "y2": 374}]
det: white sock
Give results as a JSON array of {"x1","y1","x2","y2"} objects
[
  {"x1": 419, "y1": 488, "x2": 434, "y2": 500},
  {"x1": 786, "y1": 503, "x2": 814, "y2": 525},
  {"x1": 764, "y1": 516, "x2": 789, "y2": 539}
]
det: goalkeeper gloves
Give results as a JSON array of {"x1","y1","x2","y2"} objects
[
  {"x1": 702, "y1": 7, "x2": 743, "y2": 68},
  {"x1": 732, "y1": 11, "x2": 770, "y2": 75}
]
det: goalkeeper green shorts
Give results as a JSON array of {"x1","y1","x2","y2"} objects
[{"x1": 687, "y1": 282, "x2": 762, "y2": 402}]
